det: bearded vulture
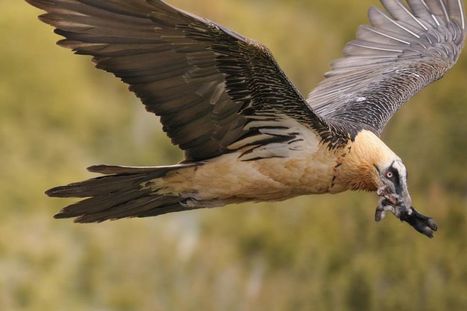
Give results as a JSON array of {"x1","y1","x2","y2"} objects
[{"x1": 27, "y1": 0, "x2": 465, "y2": 238}]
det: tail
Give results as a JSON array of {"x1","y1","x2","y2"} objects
[{"x1": 47, "y1": 163, "x2": 200, "y2": 223}]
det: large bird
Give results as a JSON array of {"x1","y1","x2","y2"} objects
[{"x1": 27, "y1": 0, "x2": 465, "y2": 238}]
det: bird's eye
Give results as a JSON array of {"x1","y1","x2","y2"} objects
[{"x1": 386, "y1": 171, "x2": 393, "y2": 179}]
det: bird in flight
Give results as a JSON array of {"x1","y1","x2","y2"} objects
[{"x1": 27, "y1": 0, "x2": 465, "y2": 238}]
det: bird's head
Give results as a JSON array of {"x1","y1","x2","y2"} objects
[
  {"x1": 348, "y1": 131, "x2": 411, "y2": 210},
  {"x1": 346, "y1": 130, "x2": 437, "y2": 237},
  {"x1": 373, "y1": 157, "x2": 438, "y2": 238},
  {"x1": 374, "y1": 159, "x2": 412, "y2": 217}
]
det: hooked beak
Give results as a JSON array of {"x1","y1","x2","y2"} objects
[
  {"x1": 375, "y1": 184, "x2": 437, "y2": 238},
  {"x1": 399, "y1": 190, "x2": 413, "y2": 215},
  {"x1": 375, "y1": 185, "x2": 412, "y2": 220}
]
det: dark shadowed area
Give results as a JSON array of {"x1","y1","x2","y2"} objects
[{"x1": 0, "y1": 0, "x2": 466, "y2": 310}]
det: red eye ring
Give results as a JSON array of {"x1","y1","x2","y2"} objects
[{"x1": 386, "y1": 171, "x2": 393, "y2": 179}]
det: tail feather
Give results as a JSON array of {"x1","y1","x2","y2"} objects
[
  {"x1": 87, "y1": 164, "x2": 192, "y2": 175},
  {"x1": 73, "y1": 197, "x2": 183, "y2": 224},
  {"x1": 47, "y1": 164, "x2": 200, "y2": 223},
  {"x1": 46, "y1": 174, "x2": 150, "y2": 198},
  {"x1": 47, "y1": 163, "x2": 196, "y2": 198},
  {"x1": 54, "y1": 189, "x2": 148, "y2": 218}
]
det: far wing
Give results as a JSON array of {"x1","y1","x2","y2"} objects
[
  {"x1": 28, "y1": 0, "x2": 326, "y2": 161},
  {"x1": 307, "y1": 0, "x2": 465, "y2": 135}
]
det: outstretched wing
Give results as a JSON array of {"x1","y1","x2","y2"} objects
[
  {"x1": 307, "y1": 0, "x2": 465, "y2": 135},
  {"x1": 27, "y1": 0, "x2": 327, "y2": 161}
]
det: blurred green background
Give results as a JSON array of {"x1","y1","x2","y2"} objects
[{"x1": 1, "y1": 0, "x2": 466, "y2": 310}]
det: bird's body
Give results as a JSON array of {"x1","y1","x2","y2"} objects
[
  {"x1": 27, "y1": 0, "x2": 465, "y2": 237},
  {"x1": 50, "y1": 127, "x2": 395, "y2": 222},
  {"x1": 162, "y1": 130, "x2": 394, "y2": 201},
  {"x1": 161, "y1": 129, "x2": 393, "y2": 201}
]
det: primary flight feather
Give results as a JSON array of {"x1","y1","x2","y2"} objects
[{"x1": 26, "y1": 0, "x2": 465, "y2": 238}]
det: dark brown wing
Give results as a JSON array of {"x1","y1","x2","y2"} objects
[
  {"x1": 27, "y1": 0, "x2": 326, "y2": 161},
  {"x1": 307, "y1": 0, "x2": 465, "y2": 136}
]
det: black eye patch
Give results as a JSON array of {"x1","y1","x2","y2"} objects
[{"x1": 389, "y1": 167, "x2": 402, "y2": 193}]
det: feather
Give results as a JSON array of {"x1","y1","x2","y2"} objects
[
  {"x1": 307, "y1": 0, "x2": 465, "y2": 136},
  {"x1": 381, "y1": 0, "x2": 429, "y2": 30},
  {"x1": 446, "y1": 0, "x2": 465, "y2": 29},
  {"x1": 48, "y1": 164, "x2": 198, "y2": 223},
  {"x1": 27, "y1": 0, "x2": 326, "y2": 162}
]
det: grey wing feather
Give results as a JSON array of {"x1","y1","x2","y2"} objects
[
  {"x1": 307, "y1": 0, "x2": 465, "y2": 135},
  {"x1": 27, "y1": 0, "x2": 326, "y2": 161}
]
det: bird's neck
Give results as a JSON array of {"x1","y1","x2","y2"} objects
[{"x1": 335, "y1": 130, "x2": 396, "y2": 192}]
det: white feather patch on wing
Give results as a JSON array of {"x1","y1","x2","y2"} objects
[{"x1": 237, "y1": 116, "x2": 321, "y2": 160}]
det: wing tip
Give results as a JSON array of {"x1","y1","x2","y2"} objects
[
  {"x1": 458, "y1": 0, "x2": 466, "y2": 30},
  {"x1": 53, "y1": 212, "x2": 70, "y2": 220},
  {"x1": 26, "y1": 0, "x2": 54, "y2": 11},
  {"x1": 53, "y1": 211, "x2": 107, "y2": 223},
  {"x1": 45, "y1": 186, "x2": 67, "y2": 198},
  {"x1": 87, "y1": 165, "x2": 114, "y2": 174}
]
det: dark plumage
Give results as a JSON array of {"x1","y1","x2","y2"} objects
[
  {"x1": 27, "y1": 0, "x2": 464, "y2": 237},
  {"x1": 30, "y1": 0, "x2": 327, "y2": 161}
]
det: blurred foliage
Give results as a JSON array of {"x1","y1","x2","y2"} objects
[{"x1": 1, "y1": 0, "x2": 466, "y2": 310}]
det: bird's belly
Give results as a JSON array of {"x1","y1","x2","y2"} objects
[{"x1": 165, "y1": 150, "x2": 339, "y2": 202}]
